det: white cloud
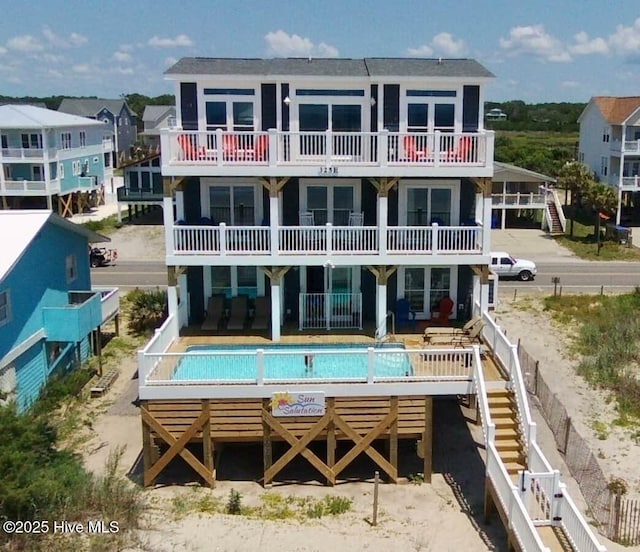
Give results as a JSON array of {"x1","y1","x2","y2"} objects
[
  {"x1": 561, "y1": 80, "x2": 581, "y2": 88},
  {"x1": 113, "y1": 51, "x2": 132, "y2": 62},
  {"x1": 7, "y1": 34, "x2": 44, "y2": 52},
  {"x1": 264, "y1": 30, "x2": 339, "y2": 57},
  {"x1": 407, "y1": 32, "x2": 467, "y2": 57},
  {"x1": 499, "y1": 24, "x2": 571, "y2": 62},
  {"x1": 114, "y1": 66, "x2": 134, "y2": 75},
  {"x1": 0, "y1": 45, "x2": 6, "y2": 55},
  {"x1": 47, "y1": 69, "x2": 63, "y2": 78},
  {"x1": 569, "y1": 32, "x2": 609, "y2": 55},
  {"x1": 406, "y1": 44, "x2": 433, "y2": 56},
  {"x1": 42, "y1": 27, "x2": 88, "y2": 48},
  {"x1": 608, "y1": 18, "x2": 640, "y2": 60},
  {"x1": 72, "y1": 63, "x2": 93, "y2": 74},
  {"x1": 148, "y1": 34, "x2": 193, "y2": 48}
]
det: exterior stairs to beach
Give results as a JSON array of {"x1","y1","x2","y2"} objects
[
  {"x1": 546, "y1": 200, "x2": 564, "y2": 234},
  {"x1": 487, "y1": 388, "x2": 526, "y2": 478}
]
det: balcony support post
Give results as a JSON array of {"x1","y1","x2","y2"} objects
[
  {"x1": 270, "y1": 280, "x2": 281, "y2": 342},
  {"x1": 616, "y1": 187, "x2": 622, "y2": 225},
  {"x1": 482, "y1": 191, "x2": 492, "y2": 254},
  {"x1": 378, "y1": 192, "x2": 388, "y2": 256},
  {"x1": 268, "y1": 182, "x2": 279, "y2": 255},
  {"x1": 163, "y1": 196, "x2": 175, "y2": 254}
]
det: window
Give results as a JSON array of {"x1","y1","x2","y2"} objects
[
  {"x1": 104, "y1": 152, "x2": 111, "y2": 168},
  {"x1": 60, "y1": 132, "x2": 72, "y2": 149},
  {"x1": 79, "y1": 131, "x2": 86, "y2": 148},
  {"x1": 404, "y1": 268, "x2": 425, "y2": 314},
  {"x1": 208, "y1": 185, "x2": 256, "y2": 225},
  {"x1": 1, "y1": 135, "x2": 7, "y2": 149},
  {"x1": 0, "y1": 290, "x2": 11, "y2": 327},
  {"x1": 65, "y1": 255, "x2": 77, "y2": 283},
  {"x1": 211, "y1": 267, "x2": 258, "y2": 299},
  {"x1": 602, "y1": 129, "x2": 610, "y2": 143},
  {"x1": 406, "y1": 187, "x2": 451, "y2": 225},
  {"x1": 59, "y1": 163, "x2": 64, "y2": 179},
  {"x1": 21, "y1": 133, "x2": 42, "y2": 149},
  {"x1": 600, "y1": 156, "x2": 608, "y2": 177}
]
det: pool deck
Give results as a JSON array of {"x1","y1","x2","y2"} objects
[{"x1": 159, "y1": 328, "x2": 506, "y2": 383}]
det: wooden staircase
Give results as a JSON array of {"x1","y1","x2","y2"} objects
[
  {"x1": 546, "y1": 200, "x2": 564, "y2": 234},
  {"x1": 487, "y1": 389, "x2": 526, "y2": 478}
]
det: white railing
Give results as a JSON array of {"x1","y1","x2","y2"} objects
[
  {"x1": 621, "y1": 175, "x2": 640, "y2": 189},
  {"x1": 2, "y1": 179, "x2": 47, "y2": 192},
  {"x1": 549, "y1": 189, "x2": 566, "y2": 232},
  {"x1": 557, "y1": 484, "x2": 608, "y2": 552},
  {"x1": 102, "y1": 137, "x2": 114, "y2": 150},
  {"x1": 623, "y1": 140, "x2": 640, "y2": 153},
  {"x1": 143, "y1": 345, "x2": 475, "y2": 385},
  {"x1": 1, "y1": 147, "x2": 46, "y2": 159},
  {"x1": 172, "y1": 223, "x2": 483, "y2": 257},
  {"x1": 491, "y1": 193, "x2": 547, "y2": 207},
  {"x1": 137, "y1": 314, "x2": 178, "y2": 382},
  {"x1": 162, "y1": 129, "x2": 493, "y2": 169},
  {"x1": 486, "y1": 443, "x2": 551, "y2": 551},
  {"x1": 519, "y1": 470, "x2": 560, "y2": 524},
  {"x1": 472, "y1": 346, "x2": 495, "y2": 444},
  {"x1": 299, "y1": 293, "x2": 362, "y2": 330},
  {"x1": 92, "y1": 286, "x2": 120, "y2": 323}
]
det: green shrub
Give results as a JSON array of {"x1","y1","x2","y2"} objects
[
  {"x1": 226, "y1": 489, "x2": 243, "y2": 515},
  {"x1": 125, "y1": 288, "x2": 168, "y2": 334}
]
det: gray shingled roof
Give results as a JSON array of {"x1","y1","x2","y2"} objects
[
  {"x1": 58, "y1": 98, "x2": 131, "y2": 117},
  {"x1": 165, "y1": 57, "x2": 494, "y2": 79},
  {"x1": 142, "y1": 105, "x2": 175, "y2": 122}
]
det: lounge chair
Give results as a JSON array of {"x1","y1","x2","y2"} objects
[
  {"x1": 424, "y1": 315, "x2": 482, "y2": 339},
  {"x1": 426, "y1": 319, "x2": 484, "y2": 347},
  {"x1": 201, "y1": 295, "x2": 225, "y2": 331},
  {"x1": 394, "y1": 298, "x2": 416, "y2": 330},
  {"x1": 251, "y1": 296, "x2": 271, "y2": 330},
  {"x1": 226, "y1": 295, "x2": 248, "y2": 330}
]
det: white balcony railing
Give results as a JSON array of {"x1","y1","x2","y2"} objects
[
  {"x1": 0, "y1": 178, "x2": 61, "y2": 194},
  {"x1": 172, "y1": 223, "x2": 483, "y2": 257},
  {"x1": 161, "y1": 129, "x2": 494, "y2": 170},
  {"x1": 491, "y1": 193, "x2": 547, "y2": 207},
  {"x1": 621, "y1": 175, "x2": 640, "y2": 189},
  {"x1": 1, "y1": 147, "x2": 47, "y2": 159},
  {"x1": 623, "y1": 140, "x2": 640, "y2": 154},
  {"x1": 92, "y1": 286, "x2": 120, "y2": 324}
]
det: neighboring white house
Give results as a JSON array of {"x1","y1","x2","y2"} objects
[
  {"x1": 578, "y1": 96, "x2": 640, "y2": 224},
  {"x1": 486, "y1": 107, "x2": 507, "y2": 121},
  {"x1": 140, "y1": 105, "x2": 176, "y2": 150}
]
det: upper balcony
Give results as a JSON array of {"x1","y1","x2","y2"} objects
[
  {"x1": 167, "y1": 221, "x2": 488, "y2": 267},
  {"x1": 610, "y1": 139, "x2": 640, "y2": 156},
  {"x1": 0, "y1": 178, "x2": 61, "y2": 196},
  {"x1": 160, "y1": 129, "x2": 494, "y2": 179},
  {"x1": 0, "y1": 146, "x2": 57, "y2": 161},
  {"x1": 42, "y1": 291, "x2": 103, "y2": 343}
]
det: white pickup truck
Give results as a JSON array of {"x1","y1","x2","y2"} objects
[{"x1": 490, "y1": 251, "x2": 537, "y2": 281}]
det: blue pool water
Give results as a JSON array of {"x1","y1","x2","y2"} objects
[{"x1": 172, "y1": 342, "x2": 412, "y2": 381}]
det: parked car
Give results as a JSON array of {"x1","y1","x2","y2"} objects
[
  {"x1": 89, "y1": 246, "x2": 117, "y2": 268},
  {"x1": 490, "y1": 251, "x2": 537, "y2": 281}
]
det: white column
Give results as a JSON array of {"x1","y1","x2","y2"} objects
[
  {"x1": 178, "y1": 272, "x2": 189, "y2": 328},
  {"x1": 480, "y1": 281, "x2": 490, "y2": 314},
  {"x1": 271, "y1": 279, "x2": 281, "y2": 342},
  {"x1": 616, "y1": 188, "x2": 623, "y2": 226},
  {"x1": 474, "y1": 192, "x2": 482, "y2": 222},
  {"x1": 378, "y1": 193, "x2": 388, "y2": 255},
  {"x1": 501, "y1": 208, "x2": 506, "y2": 230},
  {"x1": 269, "y1": 191, "x2": 279, "y2": 255},
  {"x1": 176, "y1": 189, "x2": 185, "y2": 221},
  {"x1": 376, "y1": 282, "x2": 388, "y2": 338},
  {"x1": 167, "y1": 285, "x2": 180, "y2": 336},
  {"x1": 482, "y1": 195, "x2": 492, "y2": 254},
  {"x1": 163, "y1": 196, "x2": 174, "y2": 254}
]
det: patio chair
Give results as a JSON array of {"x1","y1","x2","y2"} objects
[
  {"x1": 348, "y1": 211, "x2": 364, "y2": 226},
  {"x1": 447, "y1": 135, "x2": 473, "y2": 162},
  {"x1": 253, "y1": 135, "x2": 269, "y2": 162},
  {"x1": 394, "y1": 298, "x2": 416, "y2": 330},
  {"x1": 201, "y1": 295, "x2": 225, "y2": 331},
  {"x1": 424, "y1": 315, "x2": 482, "y2": 339},
  {"x1": 226, "y1": 295, "x2": 249, "y2": 330},
  {"x1": 251, "y1": 296, "x2": 271, "y2": 330},
  {"x1": 222, "y1": 134, "x2": 239, "y2": 161},
  {"x1": 427, "y1": 318, "x2": 484, "y2": 347},
  {"x1": 299, "y1": 211, "x2": 315, "y2": 226},
  {"x1": 429, "y1": 296, "x2": 454, "y2": 327},
  {"x1": 403, "y1": 135, "x2": 429, "y2": 162},
  {"x1": 177, "y1": 134, "x2": 208, "y2": 161}
]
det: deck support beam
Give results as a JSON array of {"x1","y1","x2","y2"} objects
[
  {"x1": 367, "y1": 265, "x2": 397, "y2": 338},
  {"x1": 423, "y1": 397, "x2": 433, "y2": 483}
]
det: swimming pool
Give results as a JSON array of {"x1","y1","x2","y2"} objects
[{"x1": 171, "y1": 343, "x2": 413, "y2": 381}]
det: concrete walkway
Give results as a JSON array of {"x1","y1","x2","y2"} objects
[{"x1": 490, "y1": 229, "x2": 577, "y2": 262}]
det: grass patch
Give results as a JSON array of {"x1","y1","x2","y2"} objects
[
  {"x1": 80, "y1": 215, "x2": 123, "y2": 235},
  {"x1": 554, "y1": 220, "x2": 640, "y2": 261},
  {"x1": 544, "y1": 289, "x2": 640, "y2": 421}
]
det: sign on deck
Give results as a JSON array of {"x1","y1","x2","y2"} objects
[{"x1": 271, "y1": 392, "x2": 326, "y2": 417}]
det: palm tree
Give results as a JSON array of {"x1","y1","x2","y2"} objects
[
  {"x1": 557, "y1": 162, "x2": 596, "y2": 237},
  {"x1": 583, "y1": 182, "x2": 617, "y2": 254}
]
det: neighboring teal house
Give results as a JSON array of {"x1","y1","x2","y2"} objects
[
  {"x1": 0, "y1": 210, "x2": 119, "y2": 412},
  {"x1": 0, "y1": 104, "x2": 115, "y2": 216}
]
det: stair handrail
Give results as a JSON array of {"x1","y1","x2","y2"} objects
[
  {"x1": 472, "y1": 345, "x2": 495, "y2": 445},
  {"x1": 550, "y1": 189, "x2": 567, "y2": 233}
]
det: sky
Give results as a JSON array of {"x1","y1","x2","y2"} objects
[{"x1": 1, "y1": 0, "x2": 639, "y2": 103}]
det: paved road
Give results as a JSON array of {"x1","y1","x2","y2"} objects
[
  {"x1": 93, "y1": 259, "x2": 640, "y2": 293},
  {"x1": 91, "y1": 260, "x2": 167, "y2": 289},
  {"x1": 499, "y1": 260, "x2": 640, "y2": 292}
]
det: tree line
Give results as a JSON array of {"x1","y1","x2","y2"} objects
[{"x1": 485, "y1": 100, "x2": 586, "y2": 133}]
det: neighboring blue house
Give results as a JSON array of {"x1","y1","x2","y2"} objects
[
  {"x1": 0, "y1": 104, "x2": 115, "y2": 216},
  {"x1": 58, "y1": 98, "x2": 138, "y2": 167},
  {"x1": 0, "y1": 210, "x2": 119, "y2": 412}
]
